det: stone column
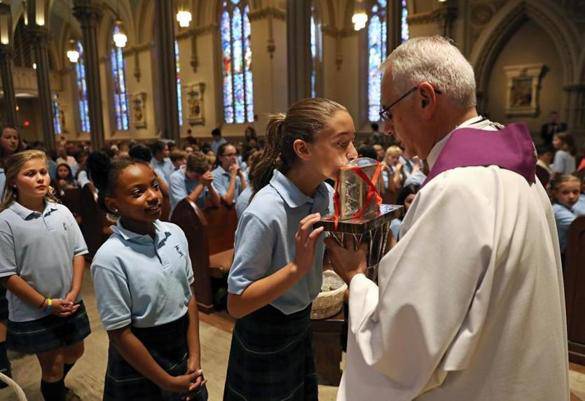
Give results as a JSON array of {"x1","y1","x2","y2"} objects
[
  {"x1": 286, "y1": 0, "x2": 311, "y2": 105},
  {"x1": 387, "y1": 0, "x2": 402, "y2": 53},
  {"x1": 28, "y1": 26, "x2": 55, "y2": 150},
  {"x1": 73, "y1": 0, "x2": 105, "y2": 150},
  {"x1": 0, "y1": 45, "x2": 17, "y2": 127},
  {"x1": 564, "y1": 84, "x2": 585, "y2": 145},
  {"x1": 154, "y1": 0, "x2": 180, "y2": 144}
]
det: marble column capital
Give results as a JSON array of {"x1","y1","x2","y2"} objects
[{"x1": 73, "y1": 1, "x2": 103, "y2": 27}]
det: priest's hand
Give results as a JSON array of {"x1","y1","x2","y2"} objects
[{"x1": 325, "y1": 238, "x2": 368, "y2": 284}]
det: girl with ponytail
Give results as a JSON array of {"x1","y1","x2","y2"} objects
[
  {"x1": 224, "y1": 98, "x2": 358, "y2": 401},
  {"x1": 88, "y1": 156, "x2": 207, "y2": 401}
]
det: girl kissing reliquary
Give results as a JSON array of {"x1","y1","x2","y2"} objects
[{"x1": 317, "y1": 158, "x2": 402, "y2": 283}]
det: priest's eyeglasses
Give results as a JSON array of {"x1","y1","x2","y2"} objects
[{"x1": 379, "y1": 86, "x2": 443, "y2": 122}]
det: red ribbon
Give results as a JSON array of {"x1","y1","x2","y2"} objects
[{"x1": 333, "y1": 162, "x2": 383, "y2": 229}]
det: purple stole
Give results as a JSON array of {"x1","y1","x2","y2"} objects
[{"x1": 423, "y1": 123, "x2": 536, "y2": 186}]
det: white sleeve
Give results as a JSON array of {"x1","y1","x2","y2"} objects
[{"x1": 347, "y1": 173, "x2": 495, "y2": 396}]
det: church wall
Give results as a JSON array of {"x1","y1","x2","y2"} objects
[{"x1": 486, "y1": 19, "x2": 564, "y2": 139}]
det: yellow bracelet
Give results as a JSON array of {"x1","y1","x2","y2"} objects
[{"x1": 46, "y1": 298, "x2": 53, "y2": 311}]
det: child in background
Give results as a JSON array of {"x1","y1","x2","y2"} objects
[
  {"x1": 54, "y1": 163, "x2": 78, "y2": 197},
  {"x1": 0, "y1": 125, "x2": 23, "y2": 383},
  {"x1": 0, "y1": 150, "x2": 90, "y2": 401},
  {"x1": 170, "y1": 150, "x2": 187, "y2": 171},
  {"x1": 169, "y1": 152, "x2": 220, "y2": 213},
  {"x1": 224, "y1": 98, "x2": 358, "y2": 401},
  {"x1": 90, "y1": 158, "x2": 207, "y2": 401},
  {"x1": 551, "y1": 174, "x2": 581, "y2": 253},
  {"x1": 390, "y1": 183, "x2": 421, "y2": 240},
  {"x1": 552, "y1": 133, "x2": 577, "y2": 176},
  {"x1": 535, "y1": 144, "x2": 554, "y2": 188}
]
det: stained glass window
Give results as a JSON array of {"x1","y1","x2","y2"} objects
[
  {"x1": 110, "y1": 25, "x2": 129, "y2": 131},
  {"x1": 367, "y1": 0, "x2": 387, "y2": 121},
  {"x1": 220, "y1": 0, "x2": 254, "y2": 124},
  {"x1": 52, "y1": 94, "x2": 62, "y2": 135},
  {"x1": 401, "y1": 0, "x2": 409, "y2": 43},
  {"x1": 74, "y1": 41, "x2": 90, "y2": 133},
  {"x1": 310, "y1": 2, "x2": 322, "y2": 98},
  {"x1": 175, "y1": 40, "x2": 183, "y2": 127}
]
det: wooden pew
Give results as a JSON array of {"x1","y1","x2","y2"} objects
[
  {"x1": 565, "y1": 215, "x2": 585, "y2": 365},
  {"x1": 171, "y1": 199, "x2": 238, "y2": 312}
]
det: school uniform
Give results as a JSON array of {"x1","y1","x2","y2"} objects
[
  {"x1": 0, "y1": 201, "x2": 90, "y2": 354},
  {"x1": 91, "y1": 220, "x2": 207, "y2": 401},
  {"x1": 169, "y1": 167, "x2": 208, "y2": 212},
  {"x1": 390, "y1": 218, "x2": 402, "y2": 240},
  {"x1": 224, "y1": 170, "x2": 333, "y2": 401},
  {"x1": 235, "y1": 186, "x2": 253, "y2": 218},
  {"x1": 151, "y1": 157, "x2": 175, "y2": 185},
  {"x1": 0, "y1": 167, "x2": 5, "y2": 199},
  {"x1": 553, "y1": 203, "x2": 577, "y2": 252},
  {"x1": 211, "y1": 165, "x2": 243, "y2": 203},
  {"x1": 552, "y1": 150, "x2": 576, "y2": 175}
]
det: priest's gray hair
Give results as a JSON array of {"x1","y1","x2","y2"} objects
[{"x1": 382, "y1": 36, "x2": 477, "y2": 108}]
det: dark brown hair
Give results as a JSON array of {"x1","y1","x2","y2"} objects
[{"x1": 252, "y1": 98, "x2": 347, "y2": 193}]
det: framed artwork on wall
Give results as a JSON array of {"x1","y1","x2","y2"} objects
[
  {"x1": 185, "y1": 82, "x2": 206, "y2": 126},
  {"x1": 131, "y1": 92, "x2": 147, "y2": 129},
  {"x1": 503, "y1": 63, "x2": 546, "y2": 117}
]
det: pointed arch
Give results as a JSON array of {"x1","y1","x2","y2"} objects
[{"x1": 470, "y1": 0, "x2": 579, "y2": 105}]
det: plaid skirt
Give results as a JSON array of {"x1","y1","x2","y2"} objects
[
  {"x1": 7, "y1": 300, "x2": 91, "y2": 354},
  {"x1": 223, "y1": 304, "x2": 318, "y2": 401},
  {"x1": 0, "y1": 286, "x2": 8, "y2": 321},
  {"x1": 104, "y1": 313, "x2": 208, "y2": 401}
]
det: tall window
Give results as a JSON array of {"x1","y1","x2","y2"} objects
[
  {"x1": 175, "y1": 40, "x2": 183, "y2": 126},
  {"x1": 401, "y1": 0, "x2": 409, "y2": 43},
  {"x1": 220, "y1": 0, "x2": 254, "y2": 124},
  {"x1": 310, "y1": 2, "x2": 322, "y2": 98},
  {"x1": 74, "y1": 41, "x2": 90, "y2": 133},
  {"x1": 110, "y1": 25, "x2": 129, "y2": 131},
  {"x1": 52, "y1": 94, "x2": 62, "y2": 135},
  {"x1": 367, "y1": 0, "x2": 387, "y2": 122}
]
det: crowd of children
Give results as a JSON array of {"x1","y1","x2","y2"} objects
[{"x1": 1, "y1": 103, "x2": 585, "y2": 401}]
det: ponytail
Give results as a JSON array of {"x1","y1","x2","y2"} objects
[
  {"x1": 252, "y1": 114, "x2": 285, "y2": 193},
  {"x1": 87, "y1": 150, "x2": 135, "y2": 212},
  {"x1": 251, "y1": 98, "x2": 347, "y2": 195}
]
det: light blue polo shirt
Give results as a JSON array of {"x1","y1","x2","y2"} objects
[
  {"x1": 169, "y1": 167, "x2": 208, "y2": 212},
  {"x1": 553, "y1": 203, "x2": 576, "y2": 252},
  {"x1": 0, "y1": 201, "x2": 88, "y2": 322},
  {"x1": 151, "y1": 157, "x2": 175, "y2": 185},
  {"x1": 0, "y1": 168, "x2": 5, "y2": 198},
  {"x1": 211, "y1": 165, "x2": 243, "y2": 201},
  {"x1": 228, "y1": 170, "x2": 333, "y2": 315},
  {"x1": 235, "y1": 186, "x2": 253, "y2": 218},
  {"x1": 574, "y1": 194, "x2": 585, "y2": 216},
  {"x1": 91, "y1": 220, "x2": 194, "y2": 331}
]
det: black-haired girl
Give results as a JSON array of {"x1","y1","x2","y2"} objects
[{"x1": 89, "y1": 158, "x2": 207, "y2": 401}]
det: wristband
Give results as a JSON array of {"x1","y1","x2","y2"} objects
[{"x1": 46, "y1": 298, "x2": 53, "y2": 312}]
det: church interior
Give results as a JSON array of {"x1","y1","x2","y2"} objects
[{"x1": 1, "y1": 0, "x2": 585, "y2": 400}]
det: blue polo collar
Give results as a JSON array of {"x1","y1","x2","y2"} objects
[
  {"x1": 269, "y1": 169, "x2": 330, "y2": 210},
  {"x1": 9, "y1": 201, "x2": 58, "y2": 220},
  {"x1": 112, "y1": 219, "x2": 172, "y2": 246}
]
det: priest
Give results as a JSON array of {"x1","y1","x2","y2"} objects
[{"x1": 325, "y1": 36, "x2": 569, "y2": 401}]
